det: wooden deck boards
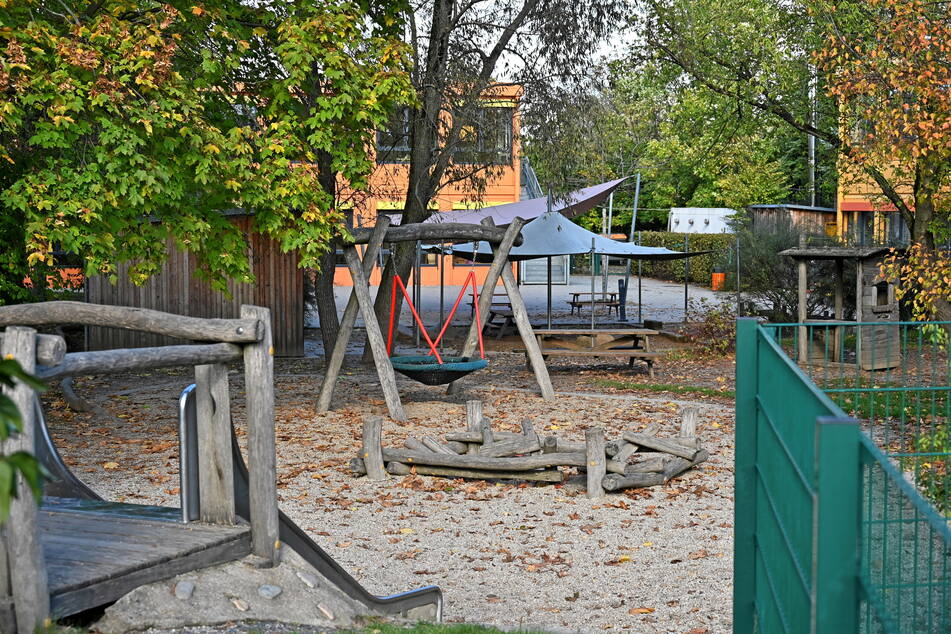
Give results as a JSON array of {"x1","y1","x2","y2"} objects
[{"x1": 38, "y1": 498, "x2": 251, "y2": 618}]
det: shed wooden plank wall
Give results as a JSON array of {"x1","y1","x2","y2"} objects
[{"x1": 86, "y1": 216, "x2": 303, "y2": 356}]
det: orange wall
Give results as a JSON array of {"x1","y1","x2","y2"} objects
[{"x1": 334, "y1": 85, "x2": 522, "y2": 287}]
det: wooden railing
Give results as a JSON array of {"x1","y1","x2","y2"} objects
[{"x1": 0, "y1": 302, "x2": 279, "y2": 632}]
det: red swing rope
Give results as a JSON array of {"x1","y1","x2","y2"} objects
[{"x1": 386, "y1": 270, "x2": 486, "y2": 363}]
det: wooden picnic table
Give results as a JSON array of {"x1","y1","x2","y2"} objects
[
  {"x1": 567, "y1": 291, "x2": 620, "y2": 317},
  {"x1": 527, "y1": 328, "x2": 660, "y2": 376}
]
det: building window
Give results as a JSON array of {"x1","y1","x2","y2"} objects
[
  {"x1": 376, "y1": 107, "x2": 411, "y2": 163},
  {"x1": 452, "y1": 106, "x2": 513, "y2": 165}
]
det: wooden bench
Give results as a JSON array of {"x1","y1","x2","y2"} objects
[
  {"x1": 568, "y1": 292, "x2": 620, "y2": 317},
  {"x1": 523, "y1": 328, "x2": 661, "y2": 376},
  {"x1": 483, "y1": 308, "x2": 515, "y2": 339}
]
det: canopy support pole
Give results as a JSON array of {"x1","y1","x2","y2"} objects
[{"x1": 590, "y1": 239, "x2": 596, "y2": 331}]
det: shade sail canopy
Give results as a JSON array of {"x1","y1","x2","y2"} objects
[
  {"x1": 423, "y1": 177, "x2": 629, "y2": 225},
  {"x1": 445, "y1": 212, "x2": 701, "y2": 262}
]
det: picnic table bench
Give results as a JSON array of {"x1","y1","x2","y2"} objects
[
  {"x1": 568, "y1": 292, "x2": 620, "y2": 317},
  {"x1": 524, "y1": 328, "x2": 660, "y2": 376},
  {"x1": 482, "y1": 308, "x2": 515, "y2": 339}
]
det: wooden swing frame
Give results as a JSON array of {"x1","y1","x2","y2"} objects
[{"x1": 316, "y1": 216, "x2": 554, "y2": 421}]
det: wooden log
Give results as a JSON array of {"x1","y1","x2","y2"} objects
[
  {"x1": 621, "y1": 432, "x2": 700, "y2": 461},
  {"x1": 546, "y1": 437, "x2": 586, "y2": 454},
  {"x1": 0, "y1": 301, "x2": 262, "y2": 342},
  {"x1": 0, "y1": 332, "x2": 65, "y2": 366},
  {"x1": 479, "y1": 416, "x2": 493, "y2": 448},
  {"x1": 477, "y1": 438, "x2": 541, "y2": 458},
  {"x1": 347, "y1": 223, "x2": 521, "y2": 247},
  {"x1": 465, "y1": 400, "x2": 483, "y2": 455},
  {"x1": 1, "y1": 327, "x2": 50, "y2": 631},
  {"x1": 540, "y1": 435, "x2": 557, "y2": 454},
  {"x1": 361, "y1": 416, "x2": 386, "y2": 480},
  {"x1": 449, "y1": 219, "x2": 526, "y2": 395},
  {"x1": 403, "y1": 437, "x2": 433, "y2": 453},
  {"x1": 446, "y1": 430, "x2": 524, "y2": 443},
  {"x1": 605, "y1": 458, "x2": 628, "y2": 475},
  {"x1": 585, "y1": 428, "x2": 606, "y2": 499},
  {"x1": 343, "y1": 245, "x2": 405, "y2": 421},
  {"x1": 662, "y1": 449, "x2": 709, "y2": 482},
  {"x1": 679, "y1": 407, "x2": 700, "y2": 449},
  {"x1": 421, "y1": 435, "x2": 457, "y2": 455},
  {"x1": 38, "y1": 343, "x2": 243, "y2": 380},
  {"x1": 498, "y1": 261, "x2": 555, "y2": 400},
  {"x1": 606, "y1": 423, "x2": 659, "y2": 457},
  {"x1": 195, "y1": 363, "x2": 235, "y2": 525},
  {"x1": 444, "y1": 440, "x2": 468, "y2": 454},
  {"x1": 381, "y1": 449, "x2": 585, "y2": 471},
  {"x1": 316, "y1": 218, "x2": 390, "y2": 413},
  {"x1": 624, "y1": 455, "x2": 669, "y2": 474},
  {"x1": 385, "y1": 461, "x2": 563, "y2": 482},
  {"x1": 602, "y1": 472, "x2": 665, "y2": 492},
  {"x1": 520, "y1": 418, "x2": 538, "y2": 444},
  {"x1": 240, "y1": 305, "x2": 279, "y2": 566},
  {"x1": 349, "y1": 457, "x2": 368, "y2": 476}
]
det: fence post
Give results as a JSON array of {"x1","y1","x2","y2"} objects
[
  {"x1": 813, "y1": 416, "x2": 860, "y2": 634},
  {"x1": 733, "y1": 318, "x2": 759, "y2": 633}
]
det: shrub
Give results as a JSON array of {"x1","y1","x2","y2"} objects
[{"x1": 635, "y1": 232, "x2": 735, "y2": 285}]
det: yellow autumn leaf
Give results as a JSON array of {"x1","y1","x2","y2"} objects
[{"x1": 103, "y1": 462, "x2": 120, "y2": 470}]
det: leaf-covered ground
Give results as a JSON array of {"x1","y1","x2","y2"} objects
[{"x1": 42, "y1": 343, "x2": 736, "y2": 633}]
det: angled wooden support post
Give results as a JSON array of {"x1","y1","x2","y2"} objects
[
  {"x1": 194, "y1": 363, "x2": 235, "y2": 525},
  {"x1": 343, "y1": 245, "x2": 406, "y2": 421},
  {"x1": 239, "y1": 305, "x2": 280, "y2": 566},
  {"x1": 1, "y1": 327, "x2": 49, "y2": 632},
  {"x1": 317, "y1": 218, "x2": 391, "y2": 413},
  {"x1": 448, "y1": 218, "x2": 526, "y2": 395}
]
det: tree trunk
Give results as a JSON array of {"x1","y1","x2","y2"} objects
[
  {"x1": 313, "y1": 252, "x2": 339, "y2": 355},
  {"x1": 314, "y1": 150, "x2": 341, "y2": 354}
]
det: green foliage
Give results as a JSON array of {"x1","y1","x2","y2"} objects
[
  {"x1": 633, "y1": 231, "x2": 734, "y2": 284},
  {"x1": 0, "y1": 1, "x2": 413, "y2": 293},
  {"x1": 596, "y1": 378, "x2": 735, "y2": 399},
  {"x1": 911, "y1": 425, "x2": 951, "y2": 516},
  {"x1": 0, "y1": 358, "x2": 46, "y2": 523},
  {"x1": 687, "y1": 298, "x2": 737, "y2": 353}
]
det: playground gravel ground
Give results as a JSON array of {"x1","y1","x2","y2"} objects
[{"x1": 44, "y1": 349, "x2": 736, "y2": 634}]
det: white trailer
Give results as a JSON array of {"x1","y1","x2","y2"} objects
[{"x1": 666, "y1": 208, "x2": 737, "y2": 234}]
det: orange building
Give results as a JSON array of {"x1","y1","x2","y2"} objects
[
  {"x1": 333, "y1": 85, "x2": 526, "y2": 287},
  {"x1": 835, "y1": 170, "x2": 911, "y2": 245}
]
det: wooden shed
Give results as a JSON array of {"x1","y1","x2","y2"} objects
[
  {"x1": 85, "y1": 214, "x2": 304, "y2": 356},
  {"x1": 747, "y1": 204, "x2": 837, "y2": 236}
]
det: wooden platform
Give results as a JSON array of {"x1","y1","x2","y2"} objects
[{"x1": 39, "y1": 498, "x2": 251, "y2": 618}]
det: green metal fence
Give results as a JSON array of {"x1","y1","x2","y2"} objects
[{"x1": 735, "y1": 319, "x2": 951, "y2": 633}]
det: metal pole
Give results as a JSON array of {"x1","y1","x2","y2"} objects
[
  {"x1": 621, "y1": 174, "x2": 641, "y2": 322},
  {"x1": 547, "y1": 187, "x2": 553, "y2": 329},
  {"x1": 638, "y1": 231, "x2": 643, "y2": 324},
  {"x1": 414, "y1": 240, "x2": 421, "y2": 348},
  {"x1": 684, "y1": 234, "x2": 689, "y2": 323},
  {"x1": 439, "y1": 242, "x2": 445, "y2": 353},
  {"x1": 736, "y1": 236, "x2": 741, "y2": 317},
  {"x1": 590, "y1": 238, "x2": 596, "y2": 331}
]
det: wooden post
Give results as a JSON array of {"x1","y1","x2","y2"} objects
[
  {"x1": 317, "y1": 218, "x2": 390, "y2": 412},
  {"x1": 239, "y1": 305, "x2": 280, "y2": 566},
  {"x1": 194, "y1": 363, "x2": 235, "y2": 525},
  {"x1": 1, "y1": 327, "x2": 50, "y2": 631},
  {"x1": 343, "y1": 245, "x2": 406, "y2": 421},
  {"x1": 448, "y1": 218, "x2": 526, "y2": 395},
  {"x1": 361, "y1": 416, "x2": 386, "y2": 480},
  {"x1": 797, "y1": 259, "x2": 809, "y2": 362},
  {"x1": 855, "y1": 258, "x2": 863, "y2": 364},
  {"x1": 498, "y1": 263, "x2": 555, "y2": 400},
  {"x1": 466, "y1": 400, "x2": 482, "y2": 455},
  {"x1": 586, "y1": 428, "x2": 606, "y2": 499}
]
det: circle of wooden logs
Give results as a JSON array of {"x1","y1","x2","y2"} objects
[{"x1": 351, "y1": 401, "x2": 708, "y2": 499}]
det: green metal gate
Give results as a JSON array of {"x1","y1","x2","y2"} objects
[{"x1": 734, "y1": 318, "x2": 951, "y2": 633}]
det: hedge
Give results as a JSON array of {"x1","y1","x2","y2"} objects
[{"x1": 634, "y1": 231, "x2": 735, "y2": 285}]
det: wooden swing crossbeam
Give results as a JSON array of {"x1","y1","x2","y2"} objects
[
  {"x1": 347, "y1": 223, "x2": 523, "y2": 247},
  {"x1": 316, "y1": 217, "x2": 554, "y2": 421}
]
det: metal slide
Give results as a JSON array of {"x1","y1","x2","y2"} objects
[
  {"x1": 177, "y1": 385, "x2": 443, "y2": 621},
  {"x1": 30, "y1": 391, "x2": 442, "y2": 622}
]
